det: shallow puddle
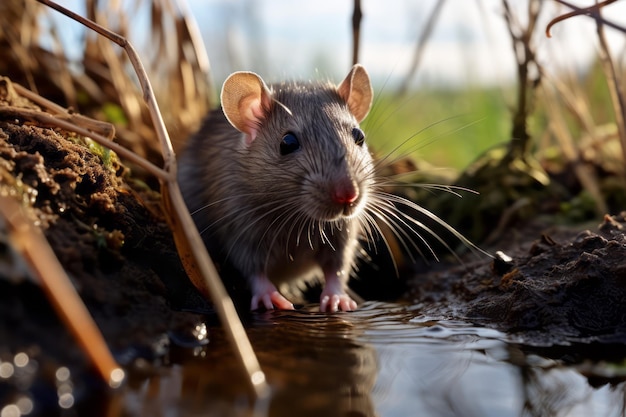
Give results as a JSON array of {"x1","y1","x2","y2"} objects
[{"x1": 89, "y1": 301, "x2": 625, "y2": 417}]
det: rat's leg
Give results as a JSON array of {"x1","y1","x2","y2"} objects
[
  {"x1": 250, "y1": 273, "x2": 294, "y2": 311},
  {"x1": 320, "y1": 269, "x2": 357, "y2": 313}
]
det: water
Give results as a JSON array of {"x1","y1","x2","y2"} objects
[{"x1": 91, "y1": 302, "x2": 625, "y2": 417}]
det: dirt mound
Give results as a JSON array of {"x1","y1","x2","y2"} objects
[
  {"x1": 408, "y1": 213, "x2": 626, "y2": 346},
  {"x1": 0, "y1": 76, "x2": 208, "y2": 373}
]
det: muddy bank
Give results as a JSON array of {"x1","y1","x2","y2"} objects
[
  {"x1": 0, "y1": 76, "x2": 209, "y2": 393},
  {"x1": 406, "y1": 213, "x2": 626, "y2": 347}
]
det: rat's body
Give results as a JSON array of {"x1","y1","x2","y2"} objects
[{"x1": 178, "y1": 65, "x2": 374, "y2": 312}]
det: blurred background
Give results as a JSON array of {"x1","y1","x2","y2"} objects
[
  {"x1": 191, "y1": 0, "x2": 625, "y2": 87},
  {"x1": 15, "y1": 0, "x2": 622, "y2": 167},
  {"x1": 2, "y1": 0, "x2": 626, "y2": 227}
]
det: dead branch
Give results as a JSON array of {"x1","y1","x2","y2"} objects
[
  {"x1": 352, "y1": 0, "x2": 362, "y2": 66},
  {"x1": 546, "y1": 0, "x2": 625, "y2": 37},
  {"x1": 502, "y1": 0, "x2": 542, "y2": 160},
  {"x1": 397, "y1": 0, "x2": 447, "y2": 96}
]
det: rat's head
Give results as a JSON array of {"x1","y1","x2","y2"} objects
[{"x1": 221, "y1": 65, "x2": 375, "y2": 222}]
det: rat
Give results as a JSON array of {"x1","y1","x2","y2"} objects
[{"x1": 178, "y1": 64, "x2": 376, "y2": 313}]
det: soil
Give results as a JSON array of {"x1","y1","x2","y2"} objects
[
  {"x1": 406, "y1": 214, "x2": 626, "y2": 347},
  {"x1": 1, "y1": 75, "x2": 625, "y2": 408},
  {"x1": 0, "y1": 76, "x2": 211, "y2": 396}
]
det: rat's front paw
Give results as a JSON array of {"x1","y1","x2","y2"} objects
[
  {"x1": 319, "y1": 292, "x2": 357, "y2": 313},
  {"x1": 250, "y1": 274, "x2": 295, "y2": 311}
]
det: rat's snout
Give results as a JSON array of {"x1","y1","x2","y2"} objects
[{"x1": 331, "y1": 179, "x2": 359, "y2": 205}]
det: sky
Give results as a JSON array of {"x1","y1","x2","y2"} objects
[
  {"x1": 45, "y1": 0, "x2": 626, "y2": 90},
  {"x1": 188, "y1": 0, "x2": 626, "y2": 89}
]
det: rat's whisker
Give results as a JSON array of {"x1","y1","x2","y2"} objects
[
  {"x1": 358, "y1": 207, "x2": 400, "y2": 277},
  {"x1": 375, "y1": 179, "x2": 479, "y2": 199},
  {"x1": 367, "y1": 198, "x2": 433, "y2": 262},
  {"x1": 198, "y1": 198, "x2": 286, "y2": 238},
  {"x1": 190, "y1": 191, "x2": 294, "y2": 217},
  {"x1": 378, "y1": 191, "x2": 488, "y2": 259}
]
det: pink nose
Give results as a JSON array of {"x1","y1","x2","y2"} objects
[{"x1": 332, "y1": 183, "x2": 359, "y2": 204}]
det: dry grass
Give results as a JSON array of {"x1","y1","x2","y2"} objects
[
  {"x1": 0, "y1": 0, "x2": 213, "y2": 176},
  {"x1": 542, "y1": 0, "x2": 626, "y2": 215}
]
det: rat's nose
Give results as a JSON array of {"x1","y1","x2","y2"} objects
[{"x1": 332, "y1": 181, "x2": 359, "y2": 204}]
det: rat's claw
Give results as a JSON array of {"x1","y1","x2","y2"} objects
[
  {"x1": 269, "y1": 291, "x2": 295, "y2": 310},
  {"x1": 250, "y1": 274, "x2": 294, "y2": 311},
  {"x1": 319, "y1": 293, "x2": 357, "y2": 313},
  {"x1": 251, "y1": 290, "x2": 294, "y2": 311}
]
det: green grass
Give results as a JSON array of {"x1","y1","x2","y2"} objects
[
  {"x1": 363, "y1": 86, "x2": 514, "y2": 173},
  {"x1": 364, "y1": 59, "x2": 620, "y2": 177}
]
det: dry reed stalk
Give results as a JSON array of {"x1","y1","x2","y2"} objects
[
  {"x1": 2, "y1": 0, "x2": 212, "y2": 170},
  {"x1": 0, "y1": 0, "x2": 76, "y2": 105},
  {"x1": 539, "y1": 80, "x2": 608, "y2": 214},
  {"x1": 0, "y1": 194, "x2": 125, "y2": 388},
  {"x1": 541, "y1": 69, "x2": 596, "y2": 135},
  {"x1": 31, "y1": 0, "x2": 269, "y2": 398},
  {"x1": 547, "y1": 0, "x2": 626, "y2": 182},
  {"x1": 534, "y1": 52, "x2": 611, "y2": 214},
  {"x1": 594, "y1": 9, "x2": 626, "y2": 179}
]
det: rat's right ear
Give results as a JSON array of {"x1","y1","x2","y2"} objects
[
  {"x1": 221, "y1": 71, "x2": 272, "y2": 144},
  {"x1": 337, "y1": 64, "x2": 373, "y2": 123}
]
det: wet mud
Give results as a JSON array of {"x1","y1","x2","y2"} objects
[
  {"x1": 407, "y1": 214, "x2": 626, "y2": 346},
  {"x1": 0, "y1": 77, "x2": 209, "y2": 410}
]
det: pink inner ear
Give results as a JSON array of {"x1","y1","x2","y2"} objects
[{"x1": 240, "y1": 97, "x2": 265, "y2": 145}]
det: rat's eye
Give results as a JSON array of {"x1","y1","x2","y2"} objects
[
  {"x1": 280, "y1": 132, "x2": 300, "y2": 155},
  {"x1": 352, "y1": 127, "x2": 365, "y2": 146}
]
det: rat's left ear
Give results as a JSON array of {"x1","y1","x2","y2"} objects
[
  {"x1": 337, "y1": 64, "x2": 373, "y2": 123},
  {"x1": 221, "y1": 71, "x2": 273, "y2": 144}
]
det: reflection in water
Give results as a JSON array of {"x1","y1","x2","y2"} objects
[
  {"x1": 520, "y1": 360, "x2": 626, "y2": 417},
  {"x1": 116, "y1": 306, "x2": 378, "y2": 417},
  {"x1": 98, "y1": 302, "x2": 626, "y2": 416}
]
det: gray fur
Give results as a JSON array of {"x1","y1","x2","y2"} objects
[{"x1": 177, "y1": 79, "x2": 374, "y2": 292}]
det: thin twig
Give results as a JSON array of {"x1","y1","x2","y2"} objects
[
  {"x1": 502, "y1": 0, "x2": 542, "y2": 159},
  {"x1": 36, "y1": 0, "x2": 174, "y2": 169},
  {"x1": 0, "y1": 106, "x2": 169, "y2": 182},
  {"x1": 35, "y1": 0, "x2": 269, "y2": 397},
  {"x1": 352, "y1": 0, "x2": 362, "y2": 66},
  {"x1": 397, "y1": 0, "x2": 447, "y2": 96},
  {"x1": 546, "y1": 0, "x2": 624, "y2": 37},
  {"x1": 13, "y1": 82, "x2": 115, "y2": 140}
]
